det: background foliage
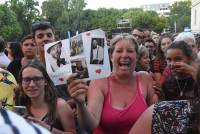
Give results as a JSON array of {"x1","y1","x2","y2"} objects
[{"x1": 0, "y1": 0, "x2": 191, "y2": 41}]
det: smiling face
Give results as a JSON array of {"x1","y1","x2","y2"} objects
[
  {"x1": 166, "y1": 48, "x2": 190, "y2": 75},
  {"x1": 111, "y1": 39, "x2": 137, "y2": 77},
  {"x1": 21, "y1": 67, "x2": 45, "y2": 99},
  {"x1": 138, "y1": 52, "x2": 150, "y2": 71},
  {"x1": 161, "y1": 37, "x2": 172, "y2": 53}
]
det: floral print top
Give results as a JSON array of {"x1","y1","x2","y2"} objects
[{"x1": 152, "y1": 100, "x2": 200, "y2": 134}]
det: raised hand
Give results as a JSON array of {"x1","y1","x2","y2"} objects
[{"x1": 67, "y1": 73, "x2": 88, "y2": 104}]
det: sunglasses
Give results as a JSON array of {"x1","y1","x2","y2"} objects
[{"x1": 31, "y1": 21, "x2": 51, "y2": 31}]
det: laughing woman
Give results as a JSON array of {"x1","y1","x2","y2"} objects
[
  {"x1": 18, "y1": 62, "x2": 76, "y2": 134},
  {"x1": 67, "y1": 34, "x2": 158, "y2": 134}
]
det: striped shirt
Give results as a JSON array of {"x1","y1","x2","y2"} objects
[{"x1": 0, "y1": 109, "x2": 51, "y2": 134}]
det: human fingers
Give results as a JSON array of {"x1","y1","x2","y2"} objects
[
  {"x1": 70, "y1": 89, "x2": 87, "y2": 98},
  {"x1": 67, "y1": 73, "x2": 78, "y2": 84},
  {"x1": 68, "y1": 81, "x2": 88, "y2": 95},
  {"x1": 68, "y1": 79, "x2": 87, "y2": 91}
]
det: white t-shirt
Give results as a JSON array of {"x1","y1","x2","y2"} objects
[{"x1": 0, "y1": 52, "x2": 10, "y2": 68}]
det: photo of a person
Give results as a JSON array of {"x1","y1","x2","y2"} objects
[
  {"x1": 71, "y1": 58, "x2": 89, "y2": 79},
  {"x1": 70, "y1": 35, "x2": 83, "y2": 56},
  {"x1": 47, "y1": 41, "x2": 67, "y2": 72},
  {"x1": 90, "y1": 38, "x2": 104, "y2": 64}
]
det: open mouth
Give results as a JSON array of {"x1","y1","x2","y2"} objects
[{"x1": 119, "y1": 61, "x2": 131, "y2": 69}]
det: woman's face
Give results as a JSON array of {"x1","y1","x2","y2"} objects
[
  {"x1": 161, "y1": 37, "x2": 171, "y2": 53},
  {"x1": 138, "y1": 52, "x2": 150, "y2": 71},
  {"x1": 21, "y1": 67, "x2": 45, "y2": 99},
  {"x1": 111, "y1": 39, "x2": 137, "y2": 76},
  {"x1": 22, "y1": 39, "x2": 37, "y2": 58},
  {"x1": 166, "y1": 48, "x2": 190, "y2": 75}
]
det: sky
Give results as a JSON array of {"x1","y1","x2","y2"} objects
[
  {"x1": 84, "y1": 0, "x2": 177, "y2": 9},
  {"x1": 0, "y1": 0, "x2": 178, "y2": 9}
]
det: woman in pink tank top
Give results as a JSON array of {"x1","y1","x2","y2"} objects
[{"x1": 68, "y1": 34, "x2": 158, "y2": 134}]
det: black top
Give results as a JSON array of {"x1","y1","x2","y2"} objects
[
  {"x1": 162, "y1": 75, "x2": 199, "y2": 100},
  {"x1": 7, "y1": 58, "x2": 22, "y2": 82}
]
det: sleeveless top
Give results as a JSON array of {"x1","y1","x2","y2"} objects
[
  {"x1": 93, "y1": 73, "x2": 148, "y2": 134},
  {"x1": 28, "y1": 110, "x2": 64, "y2": 131}
]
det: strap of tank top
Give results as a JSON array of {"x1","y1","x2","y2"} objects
[
  {"x1": 107, "y1": 75, "x2": 111, "y2": 97},
  {"x1": 136, "y1": 73, "x2": 144, "y2": 97}
]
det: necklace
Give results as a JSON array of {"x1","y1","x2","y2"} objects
[{"x1": 175, "y1": 76, "x2": 188, "y2": 97}]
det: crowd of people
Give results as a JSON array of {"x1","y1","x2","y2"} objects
[{"x1": 0, "y1": 21, "x2": 200, "y2": 134}]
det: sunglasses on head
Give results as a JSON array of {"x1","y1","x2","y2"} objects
[{"x1": 31, "y1": 21, "x2": 51, "y2": 31}]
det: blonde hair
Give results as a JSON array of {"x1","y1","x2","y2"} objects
[{"x1": 110, "y1": 33, "x2": 138, "y2": 54}]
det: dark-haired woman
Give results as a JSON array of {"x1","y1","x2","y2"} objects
[
  {"x1": 162, "y1": 41, "x2": 199, "y2": 100},
  {"x1": 18, "y1": 62, "x2": 76, "y2": 134},
  {"x1": 129, "y1": 68, "x2": 200, "y2": 134},
  {"x1": 153, "y1": 35, "x2": 172, "y2": 83}
]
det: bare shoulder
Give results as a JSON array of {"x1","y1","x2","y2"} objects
[
  {"x1": 136, "y1": 71, "x2": 153, "y2": 84},
  {"x1": 89, "y1": 77, "x2": 108, "y2": 95},
  {"x1": 136, "y1": 71, "x2": 151, "y2": 79},
  {"x1": 56, "y1": 98, "x2": 72, "y2": 111}
]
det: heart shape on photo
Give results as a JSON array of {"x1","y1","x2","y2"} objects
[
  {"x1": 59, "y1": 77, "x2": 64, "y2": 81},
  {"x1": 95, "y1": 69, "x2": 101, "y2": 74},
  {"x1": 86, "y1": 32, "x2": 91, "y2": 36}
]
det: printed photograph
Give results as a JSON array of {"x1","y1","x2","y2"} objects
[
  {"x1": 71, "y1": 58, "x2": 89, "y2": 79},
  {"x1": 70, "y1": 35, "x2": 84, "y2": 56},
  {"x1": 47, "y1": 41, "x2": 68, "y2": 72},
  {"x1": 90, "y1": 38, "x2": 104, "y2": 64}
]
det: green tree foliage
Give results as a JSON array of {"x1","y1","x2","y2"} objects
[
  {"x1": 123, "y1": 8, "x2": 167, "y2": 33},
  {"x1": 0, "y1": 4, "x2": 22, "y2": 41},
  {"x1": 6, "y1": 0, "x2": 40, "y2": 36},
  {"x1": 42, "y1": 0, "x2": 86, "y2": 38},
  {"x1": 90, "y1": 8, "x2": 125, "y2": 33},
  {"x1": 168, "y1": 0, "x2": 191, "y2": 32}
]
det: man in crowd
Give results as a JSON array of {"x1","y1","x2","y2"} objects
[
  {"x1": 32, "y1": 21, "x2": 69, "y2": 100},
  {"x1": 131, "y1": 27, "x2": 144, "y2": 46}
]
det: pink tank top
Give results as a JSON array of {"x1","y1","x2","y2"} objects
[{"x1": 93, "y1": 74, "x2": 148, "y2": 134}]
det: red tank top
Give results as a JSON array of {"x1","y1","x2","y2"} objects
[{"x1": 93, "y1": 73, "x2": 148, "y2": 134}]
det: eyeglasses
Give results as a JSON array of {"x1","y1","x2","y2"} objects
[
  {"x1": 31, "y1": 21, "x2": 51, "y2": 31},
  {"x1": 22, "y1": 76, "x2": 44, "y2": 85},
  {"x1": 132, "y1": 34, "x2": 143, "y2": 39}
]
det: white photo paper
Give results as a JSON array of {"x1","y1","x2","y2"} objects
[{"x1": 45, "y1": 29, "x2": 111, "y2": 85}]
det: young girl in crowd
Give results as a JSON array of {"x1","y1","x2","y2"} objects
[
  {"x1": 18, "y1": 61, "x2": 76, "y2": 134},
  {"x1": 153, "y1": 35, "x2": 172, "y2": 83},
  {"x1": 68, "y1": 34, "x2": 158, "y2": 134},
  {"x1": 135, "y1": 46, "x2": 151, "y2": 72},
  {"x1": 129, "y1": 67, "x2": 200, "y2": 134},
  {"x1": 161, "y1": 41, "x2": 199, "y2": 100}
]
